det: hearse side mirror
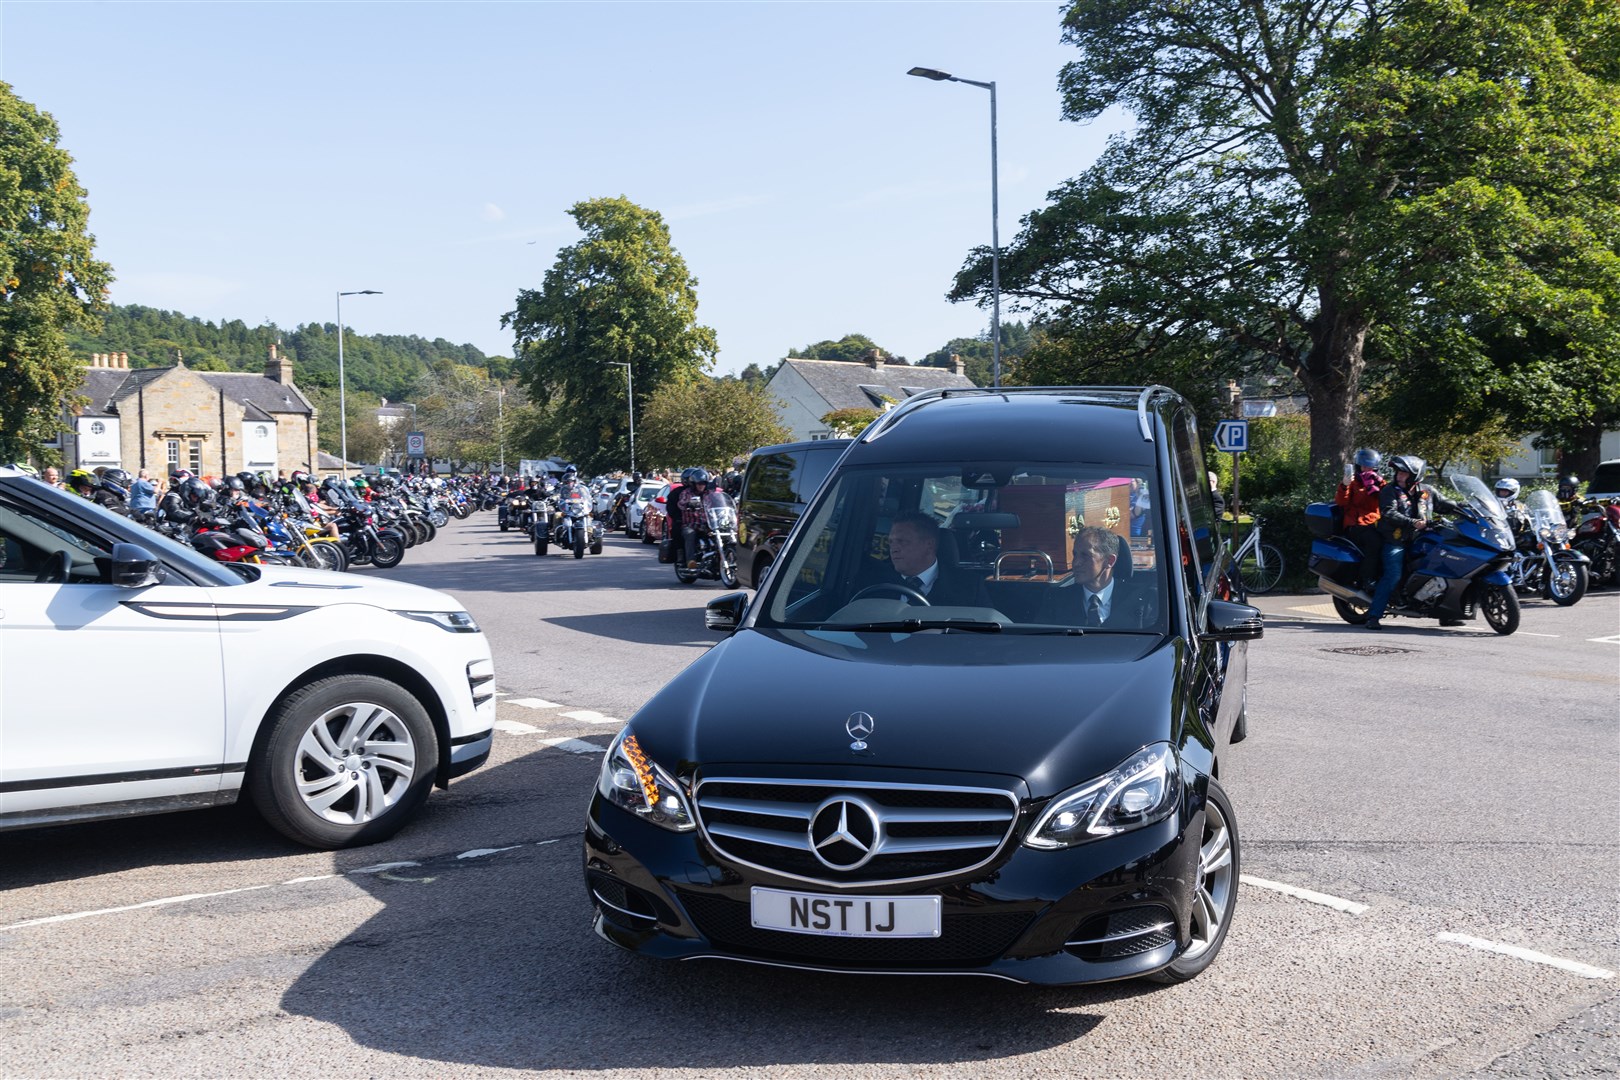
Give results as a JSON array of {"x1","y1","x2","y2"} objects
[
  {"x1": 705, "y1": 591, "x2": 748, "y2": 633},
  {"x1": 1204, "y1": 598, "x2": 1263, "y2": 641},
  {"x1": 110, "y1": 542, "x2": 168, "y2": 589}
]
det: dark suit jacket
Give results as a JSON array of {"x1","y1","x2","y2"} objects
[
  {"x1": 863, "y1": 563, "x2": 988, "y2": 607},
  {"x1": 1038, "y1": 576, "x2": 1152, "y2": 628}
]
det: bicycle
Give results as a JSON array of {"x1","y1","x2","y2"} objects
[{"x1": 1232, "y1": 515, "x2": 1285, "y2": 594}]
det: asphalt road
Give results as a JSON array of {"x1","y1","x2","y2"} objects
[{"x1": 1, "y1": 513, "x2": 1615, "y2": 1077}]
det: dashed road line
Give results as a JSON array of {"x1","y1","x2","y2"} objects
[
  {"x1": 1520, "y1": 632, "x2": 1560, "y2": 638},
  {"x1": 560, "y1": 709, "x2": 619, "y2": 725},
  {"x1": 1587, "y1": 633, "x2": 1620, "y2": 645},
  {"x1": 1241, "y1": 875, "x2": 1369, "y2": 915},
  {"x1": 540, "y1": 737, "x2": 608, "y2": 755},
  {"x1": 1437, "y1": 932, "x2": 1615, "y2": 980},
  {"x1": 507, "y1": 697, "x2": 562, "y2": 709},
  {"x1": 494, "y1": 719, "x2": 546, "y2": 735},
  {"x1": 456, "y1": 846, "x2": 521, "y2": 860}
]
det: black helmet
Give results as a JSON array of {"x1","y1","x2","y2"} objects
[
  {"x1": 563, "y1": 464, "x2": 578, "y2": 480},
  {"x1": 170, "y1": 468, "x2": 194, "y2": 486},
  {"x1": 223, "y1": 476, "x2": 246, "y2": 493},
  {"x1": 99, "y1": 468, "x2": 133, "y2": 493},
  {"x1": 689, "y1": 467, "x2": 712, "y2": 485},
  {"x1": 182, "y1": 478, "x2": 213, "y2": 508},
  {"x1": 1388, "y1": 455, "x2": 1426, "y2": 484},
  {"x1": 1557, "y1": 473, "x2": 1580, "y2": 500}
]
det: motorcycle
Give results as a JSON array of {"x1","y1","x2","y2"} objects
[
  {"x1": 1569, "y1": 498, "x2": 1620, "y2": 588},
  {"x1": 674, "y1": 489, "x2": 740, "y2": 588},
  {"x1": 1305, "y1": 474, "x2": 1520, "y2": 634},
  {"x1": 1507, "y1": 490, "x2": 1589, "y2": 605},
  {"x1": 336, "y1": 504, "x2": 406, "y2": 569},
  {"x1": 537, "y1": 484, "x2": 603, "y2": 558},
  {"x1": 499, "y1": 492, "x2": 532, "y2": 533}
]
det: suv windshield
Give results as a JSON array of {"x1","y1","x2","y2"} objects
[{"x1": 759, "y1": 462, "x2": 1166, "y2": 634}]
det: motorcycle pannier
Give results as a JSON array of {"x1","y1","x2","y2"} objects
[
  {"x1": 658, "y1": 536, "x2": 676, "y2": 564},
  {"x1": 1305, "y1": 502, "x2": 1342, "y2": 539}
]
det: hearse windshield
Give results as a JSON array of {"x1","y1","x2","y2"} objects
[{"x1": 760, "y1": 463, "x2": 1167, "y2": 635}]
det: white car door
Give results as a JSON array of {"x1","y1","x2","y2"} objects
[{"x1": 0, "y1": 495, "x2": 227, "y2": 826}]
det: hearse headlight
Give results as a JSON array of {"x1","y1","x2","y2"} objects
[
  {"x1": 1025, "y1": 743, "x2": 1181, "y2": 849},
  {"x1": 597, "y1": 728, "x2": 695, "y2": 832}
]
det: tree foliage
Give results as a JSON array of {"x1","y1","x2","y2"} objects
[
  {"x1": 787, "y1": 333, "x2": 905, "y2": 364},
  {"x1": 820, "y1": 407, "x2": 882, "y2": 437},
  {"x1": 504, "y1": 197, "x2": 717, "y2": 475},
  {"x1": 950, "y1": 0, "x2": 1620, "y2": 471},
  {"x1": 918, "y1": 320, "x2": 1033, "y2": 386},
  {"x1": 0, "y1": 82, "x2": 113, "y2": 461},
  {"x1": 639, "y1": 378, "x2": 789, "y2": 470}
]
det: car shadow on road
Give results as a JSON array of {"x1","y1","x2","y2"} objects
[
  {"x1": 280, "y1": 746, "x2": 1152, "y2": 1071},
  {"x1": 544, "y1": 606, "x2": 720, "y2": 648}
]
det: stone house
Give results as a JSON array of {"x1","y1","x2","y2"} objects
[
  {"x1": 763, "y1": 351, "x2": 978, "y2": 441},
  {"x1": 68, "y1": 345, "x2": 319, "y2": 478}
]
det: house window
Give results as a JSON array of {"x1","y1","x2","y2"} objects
[
  {"x1": 188, "y1": 440, "x2": 203, "y2": 475},
  {"x1": 166, "y1": 441, "x2": 180, "y2": 470}
]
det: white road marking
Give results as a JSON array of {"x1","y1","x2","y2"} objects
[
  {"x1": 349, "y1": 860, "x2": 422, "y2": 874},
  {"x1": 456, "y1": 846, "x2": 521, "y2": 859},
  {"x1": 282, "y1": 874, "x2": 339, "y2": 884},
  {"x1": 0, "y1": 883, "x2": 279, "y2": 931},
  {"x1": 560, "y1": 709, "x2": 619, "y2": 725},
  {"x1": 494, "y1": 719, "x2": 545, "y2": 735},
  {"x1": 1240, "y1": 875, "x2": 1369, "y2": 915},
  {"x1": 1587, "y1": 634, "x2": 1620, "y2": 645},
  {"x1": 507, "y1": 697, "x2": 562, "y2": 709},
  {"x1": 1520, "y1": 632, "x2": 1560, "y2": 638},
  {"x1": 1437, "y1": 932, "x2": 1615, "y2": 980},
  {"x1": 541, "y1": 737, "x2": 607, "y2": 755},
  {"x1": 535, "y1": 839, "x2": 562, "y2": 847}
]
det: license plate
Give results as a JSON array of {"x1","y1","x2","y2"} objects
[{"x1": 750, "y1": 887, "x2": 941, "y2": 938}]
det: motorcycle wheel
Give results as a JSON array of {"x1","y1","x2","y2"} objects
[
  {"x1": 371, "y1": 534, "x2": 406, "y2": 570},
  {"x1": 1546, "y1": 562, "x2": 1588, "y2": 606},
  {"x1": 307, "y1": 541, "x2": 348, "y2": 573},
  {"x1": 430, "y1": 509, "x2": 449, "y2": 528},
  {"x1": 675, "y1": 560, "x2": 698, "y2": 584},
  {"x1": 573, "y1": 531, "x2": 586, "y2": 559},
  {"x1": 720, "y1": 558, "x2": 739, "y2": 590},
  {"x1": 1331, "y1": 595, "x2": 1369, "y2": 625},
  {"x1": 1481, "y1": 583, "x2": 1520, "y2": 635},
  {"x1": 590, "y1": 539, "x2": 603, "y2": 556},
  {"x1": 400, "y1": 522, "x2": 419, "y2": 547},
  {"x1": 641, "y1": 525, "x2": 654, "y2": 545},
  {"x1": 499, "y1": 523, "x2": 509, "y2": 533},
  {"x1": 421, "y1": 519, "x2": 437, "y2": 543},
  {"x1": 535, "y1": 534, "x2": 548, "y2": 556}
]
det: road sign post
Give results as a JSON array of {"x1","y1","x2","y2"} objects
[
  {"x1": 406, "y1": 431, "x2": 426, "y2": 459},
  {"x1": 1214, "y1": 419, "x2": 1249, "y2": 521}
]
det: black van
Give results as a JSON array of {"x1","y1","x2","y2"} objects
[{"x1": 736, "y1": 438, "x2": 851, "y2": 588}]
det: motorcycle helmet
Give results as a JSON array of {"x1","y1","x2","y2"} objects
[
  {"x1": 678, "y1": 467, "x2": 695, "y2": 485},
  {"x1": 1493, "y1": 477, "x2": 1521, "y2": 501},
  {"x1": 1557, "y1": 474, "x2": 1580, "y2": 501},
  {"x1": 562, "y1": 465, "x2": 578, "y2": 482},
  {"x1": 1353, "y1": 448, "x2": 1381, "y2": 471},
  {"x1": 99, "y1": 467, "x2": 133, "y2": 489},
  {"x1": 223, "y1": 475, "x2": 246, "y2": 493},
  {"x1": 689, "y1": 467, "x2": 712, "y2": 486},
  {"x1": 352, "y1": 476, "x2": 369, "y2": 490},
  {"x1": 170, "y1": 469, "x2": 194, "y2": 486},
  {"x1": 290, "y1": 469, "x2": 312, "y2": 487},
  {"x1": 1388, "y1": 454, "x2": 1426, "y2": 484},
  {"x1": 68, "y1": 468, "x2": 97, "y2": 492},
  {"x1": 182, "y1": 478, "x2": 214, "y2": 508}
]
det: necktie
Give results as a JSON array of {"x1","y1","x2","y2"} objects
[
  {"x1": 1087, "y1": 594, "x2": 1103, "y2": 626},
  {"x1": 903, "y1": 576, "x2": 924, "y2": 596}
]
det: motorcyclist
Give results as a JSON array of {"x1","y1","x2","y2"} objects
[
  {"x1": 1365, "y1": 454, "x2": 1432, "y2": 630},
  {"x1": 1493, "y1": 477, "x2": 1528, "y2": 533},
  {"x1": 1336, "y1": 448, "x2": 1384, "y2": 586},
  {"x1": 69, "y1": 468, "x2": 127, "y2": 513},
  {"x1": 722, "y1": 457, "x2": 745, "y2": 499},
  {"x1": 678, "y1": 467, "x2": 715, "y2": 570}
]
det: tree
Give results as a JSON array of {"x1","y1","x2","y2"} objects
[
  {"x1": 918, "y1": 321, "x2": 1033, "y2": 386},
  {"x1": 408, "y1": 363, "x2": 508, "y2": 473},
  {"x1": 950, "y1": 0, "x2": 1620, "y2": 470},
  {"x1": 504, "y1": 197, "x2": 717, "y2": 475},
  {"x1": 820, "y1": 407, "x2": 882, "y2": 437},
  {"x1": 0, "y1": 82, "x2": 113, "y2": 461},
  {"x1": 638, "y1": 378, "x2": 789, "y2": 470},
  {"x1": 787, "y1": 334, "x2": 905, "y2": 364}
]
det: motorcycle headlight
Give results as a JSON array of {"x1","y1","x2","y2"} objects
[
  {"x1": 597, "y1": 728, "x2": 695, "y2": 832},
  {"x1": 1024, "y1": 743, "x2": 1182, "y2": 849}
]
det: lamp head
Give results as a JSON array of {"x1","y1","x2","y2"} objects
[{"x1": 907, "y1": 67, "x2": 953, "y2": 81}]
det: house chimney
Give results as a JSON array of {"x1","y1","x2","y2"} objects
[
  {"x1": 265, "y1": 342, "x2": 293, "y2": 383},
  {"x1": 865, "y1": 348, "x2": 885, "y2": 370},
  {"x1": 950, "y1": 353, "x2": 965, "y2": 377},
  {"x1": 118, "y1": 352, "x2": 128, "y2": 369}
]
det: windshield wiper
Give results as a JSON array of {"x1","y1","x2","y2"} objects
[{"x1": 821, "y1": 618, "x2": 1005, "y2": 634}]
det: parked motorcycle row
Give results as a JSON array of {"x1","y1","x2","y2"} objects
[
  {"x1": 1307, "y1": 471, "x2": 1617, "y2": 636},
  {"x1": 492, "y1": 470, "x2": 740, "y2": 586}
]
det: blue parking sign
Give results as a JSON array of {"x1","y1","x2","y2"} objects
[{"x1": 1214, "y1": 420, "x2": 1249, "y2": 453}]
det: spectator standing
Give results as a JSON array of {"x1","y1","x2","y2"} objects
[{"x1": 129, "y1": 469, "x2": 158, "y2": 514}]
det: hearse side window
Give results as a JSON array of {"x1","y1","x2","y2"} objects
[
  {"x1": 1172, "y1": 411, "x2": 1217, "y2": 573},
  {"x1": 796, "y1": 448, "x2": 840, "y2": 506},
  {"x1": 746, "y1": 452, "x2": 800, "y2": 505}
]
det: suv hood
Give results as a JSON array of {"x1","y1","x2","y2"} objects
[
  {"x1": 226, "y1": 564, "x2": 470, "y2": 613},
  {"x1": 632, "y1": 627, "x2": 1182, "y2": 797}
]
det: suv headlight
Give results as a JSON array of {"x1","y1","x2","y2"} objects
[
  {"x1": 395, "y1": 610, "x2": 481, "y2": 633},
  {"x1": 597, "y1": 728, "x2": 695, "y2": 832},
  {"x1": 1024, "y1": 743, "x2": 1182, "y2": 849}
]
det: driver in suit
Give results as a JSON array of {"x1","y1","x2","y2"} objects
[
  {"x1": 882, "y1": 512, "x2": 983, "y2": 606},
  {"x1": 1042, "y1": 525, "x2": 1149, "y2": 628}
]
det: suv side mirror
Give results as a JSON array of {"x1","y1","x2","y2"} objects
[
  {"x1": 109, "y1": 542, "x2": 167, "y2": 589},
  {"x1": 1205, "y1": 598, "x2": 1263, "y2": 641},
  {"x1": 705, "y1": 591, "x2": 748, "y2": 633}
]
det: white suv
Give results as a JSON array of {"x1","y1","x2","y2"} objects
[{"x1": 0, "y1": 466, "x2": 495, "y2": 849}]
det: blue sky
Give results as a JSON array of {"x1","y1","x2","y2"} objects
[{"x1": 3, "y1": 1, "x2": 1124, "y2": 375}]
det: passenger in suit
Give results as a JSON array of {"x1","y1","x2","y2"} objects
[
  {"x1": 879, "y1": 511, "x2": 984, "y2": 606},
  {"x1": 1041, "y1": 525, "x2": 1151, "y2": 628}
]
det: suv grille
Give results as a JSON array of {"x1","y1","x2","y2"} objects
[
  {"x1": 679, "y1": 892, "x2": 1032, "y2": 967},
  {"x1": 693, "y1": 778, "x2": 1019, "y2": 886}
]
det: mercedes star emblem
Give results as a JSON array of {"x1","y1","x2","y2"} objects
[
  {"x1": 845, "y1": 711, "x2": 875, "y2": 751},
  {"x1": 809, "y1": 796, "x2": 882, "y2": 870}
]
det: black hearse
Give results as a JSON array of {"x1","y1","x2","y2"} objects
[{"x1": 585, "y1": 387, "x2": 1261, "y2": 985}]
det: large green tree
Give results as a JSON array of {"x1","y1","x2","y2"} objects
[
  {"x1": 504, "y1": 197, "x2": 717, "y2": 475},
  {"x1": 918, "y1": 321, "x2": 1033, "y2": 386},
  {"x1": 638, "y1": 378, "x2": 789, "y2": 471},
  {"x1": 787, "y1": 334, "x2": 904, "y2": 364},
  {"x1": 951, "y1": 0, "x2": 1620, "y2": 470},
  {"x1": 0, "y1": 82, "x2": 113, "y2": 460}
]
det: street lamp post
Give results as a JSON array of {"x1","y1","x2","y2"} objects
[
  {"x1": 907, "y1": 66, "x2": 1001, "y2": 388},
  {"x1": 607, "y1": 362, "x2": 635, "y2": 474},
  {"x1": 483, "y1": 387, "x2": 506, "y2": 476},
  {"x1": 336, "y1": 289, "x2": 382, "y2": 477}
]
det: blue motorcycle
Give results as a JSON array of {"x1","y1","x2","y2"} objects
[{"x1": 1306, "y1": 474, "x2": 1520, "y2": 635}]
